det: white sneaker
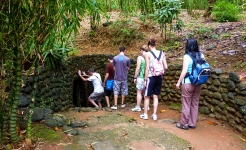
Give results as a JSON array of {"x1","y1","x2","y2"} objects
[
  {"x1": 121, "y1": 104, "x2": 126, "y2": 108},
  {"x1": 111, "y1": 105, "x2": 117, "y2": 110},
  {"x1": 142, "y1": 106, "x2": 150, "y2": 110},
  {"x1": 152, "y1": 114, "x2": 157, "y2": 121},
  {"x1": 131, "y1": 106, "x2": 141, "y2": 112},
  {"x1": 140, "y1": 113, "x2": 148, "y2": 120}
]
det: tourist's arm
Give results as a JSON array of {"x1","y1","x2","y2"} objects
[
  {"x1": 176, "y1": 57, "x2": 189, "y2": 89},
  {"x1": 103, "y1": 73, "x2": 109, "y2": 87},
  {"x1": 134, "y1": 56, "x2": 141, "y2": 83},
  {"x1": 162, "y1": 52, "x2": 168, "y2": 70},
  {"x1": 144, "y1": 53, "x2": 150, "y2": 86},
  {"x1": 78, "y1": 70, "x2": 89, "y2": 81},
  {"x1": 127, "y1": 59, "x2": 130, "y2": 70}
]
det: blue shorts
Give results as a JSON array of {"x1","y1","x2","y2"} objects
[
  {"x1": 144, "y1": 76, "x2": 163, "y2": 96},
  {"x1": 113, "y1": 80, "x2": 128, "y2": 96}
]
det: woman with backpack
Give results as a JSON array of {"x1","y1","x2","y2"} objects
[
  {"x1": 132, "y1": 45, "x2": 148, "y2": 112},
  {"x1": 140, "y1": 39, "x2": 168, "y2": 120},
  {"x1": 175, "y1": 38, "x2": 205, "y2": 130}
]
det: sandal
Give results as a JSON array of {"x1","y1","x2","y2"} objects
[{"x1": 176, "y1": 123, "x2": 189, "y2": 130}]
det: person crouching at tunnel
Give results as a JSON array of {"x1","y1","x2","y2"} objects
[{"x1": 78, "y1": 68, "x2": 104, "y2": 110}]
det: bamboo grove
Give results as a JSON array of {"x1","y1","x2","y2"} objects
[{"x1": 0, "y1": 0, "x2": 244, "y2": 148}]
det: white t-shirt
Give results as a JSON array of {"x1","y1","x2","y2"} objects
[{"x1": 87, "y1": 73, "x2": 104, "y2": 93}]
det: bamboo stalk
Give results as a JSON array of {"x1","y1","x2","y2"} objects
[{"x1": 10, "y1": 46, "x2": 22, "y2": 143}]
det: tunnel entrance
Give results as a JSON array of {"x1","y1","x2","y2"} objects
[{"x1": 73, "y1": 77, "x2": 88, "y2": 107}]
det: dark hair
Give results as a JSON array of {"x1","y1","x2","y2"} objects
[
  {"x1": 148, "y1": 38, "x2": 156, "y2": 47},
  {"x1": 185, "y1": 38, "x2": 199, "y2": 55},
  {"x1": 88, "y1": 68, "x2": 95, "y2": 73},
  {"x1": 119, "y1": 46, "x2": 126, "y2": 52},
  {"x1": 140, "y1": 45, "x2": 148, "y2": 52},
  {"x1": 108, "y1": 54, "x2": 113, "y2": 60}
]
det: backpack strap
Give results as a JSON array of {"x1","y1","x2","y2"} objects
[
  {"x1": 94, "y1": 74, "x2": 102, "y2": 84},
  {"x1": 150, "y1": 50, "x2": 162, "y2": 61}
]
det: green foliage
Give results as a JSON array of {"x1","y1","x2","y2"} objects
[
  {"x1": 108, "y1": 20, "x2": 143, "y2": 46},
  {"x1": 159, "y1": 40, "x2": 181, "y2": 52},
  {"x1": 0, "y1": 0, "x2": 96, "y2": 145},
  {"x1": 211, "y1": 34, "x2": 219, "y2": 40},
  {"x1": 173, "y1": 19, "x2": 185, "y2": 33},
  {"x1": 89, "y1": 0, "x2": 103, "y2": 30},
  {"x1": 196, "y1": 26, "x2": 212, "y2": 39},
  {"x1": 152, "y1": 0, "x2": 183, "y2": 41},
  {"x1": 181, "y1": 0, "x2": 208, "y2": 10},
  {"x1": 43, "y1": 44, "x2": 71, "y2": 70},
  {"x1": 138, "y1": 0, "x2": 155, "y2": 15},
  {"x1": 221, "y1": 33, "x2": 230, "y2": 39},
  {"x1": 212, "y1": 0, "x2": 240, "y2": 22}
]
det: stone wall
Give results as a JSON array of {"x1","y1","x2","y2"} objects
[
  {"x1": 20, "y1": 66, "x2": 73, "y2": 112},
  {"x1": 20, "y1": 54, "x2": 246, "y2": 136}
]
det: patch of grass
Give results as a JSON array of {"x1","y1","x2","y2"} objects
[
  {"x1": 31, "y1": 124, "x2": 63, "y2": 142},
  {"x1": 169, "y1": 103, "x2": 182, "y2": 111},
  {"x1": 68, "y1": 48, "x2": 80, "y2": 56}
]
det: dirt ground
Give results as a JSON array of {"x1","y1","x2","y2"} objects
[{"x1": 42, "y1": 103, "x2": 246, "y2": 150}]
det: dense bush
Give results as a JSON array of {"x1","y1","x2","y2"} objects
[
  {"x1": 108, "y1": 19, "x2": 143, "y2": 46},
  {"x1": 211, "y1": 0, "x2": 240, "y2": 22}
]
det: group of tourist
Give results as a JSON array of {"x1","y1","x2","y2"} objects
[{"x1": 78, "y1": 38, "x2": 204, "y2": 130}]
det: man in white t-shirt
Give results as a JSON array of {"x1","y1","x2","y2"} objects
[{"x1": 78, "y1": 68, "x2": 104, "y2": 109}]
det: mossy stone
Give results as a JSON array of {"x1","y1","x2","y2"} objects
[
  {"x1": 227, "y1": 80, "x2": 236, "y2": 91},
  {"x1": 212, "y1": 92, "x2": 222, "y2": 100},
  {"x1": 228, "y1": 92, "x2": 235, "y2": 99},
  {"x1": 199, "y1": 106, "x2": 211, "y2": 115},
  {"x1": 229, "y1": 72, "x2": 241, "y2": 83},
  {"x1": 235, "y1": 97, "x2": 246, "y2": 106},
  {"x1": 213, "y1": 79, "x2": 221, "y2": 86},
  {"x1": 220, "y1": 77, "x2": 229, "y2": 83},
  {"x1": 208, "y1": 86, "x2": 217, "y2": 92},
  {"x1": 239, "y1": 106, "x2": 246, "y2": 115},
  {"x1": 201, "y1": 90, "x2": 209, "y2": 96}
]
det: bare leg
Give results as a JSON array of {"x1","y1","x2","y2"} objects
[
  {"x1": 152, "y1": 95, "x2": 158, "y2": 115},
  {"x1": 105, "y1": 96, "x2": 110, "y2": 107},
  {"x1": 114, "y1": 94, "x2": 118, "y2": 106},
  {"x1": 88, "y1": 99, "x2": 99, "y2": 107},
  {"x1": 121, "y1": 95, "x2": 125, "y2": 104},
  {"x1": 144, "y1": 96, "x2": 150, "y2": 114},
  {"x1": 98, "y1": 102, "x2": 102, "y2": 109},
  {"x1": 136, "y1": 89, "x2": 142, "y2": 108}
]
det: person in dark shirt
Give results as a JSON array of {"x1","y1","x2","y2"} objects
[{"x1": 103, "y1": 55, "x2": 115, "y2": 108}]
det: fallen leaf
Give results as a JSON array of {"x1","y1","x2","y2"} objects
[{"x1": 206, "y1": 120, "x2": 218, "y2": 126}]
